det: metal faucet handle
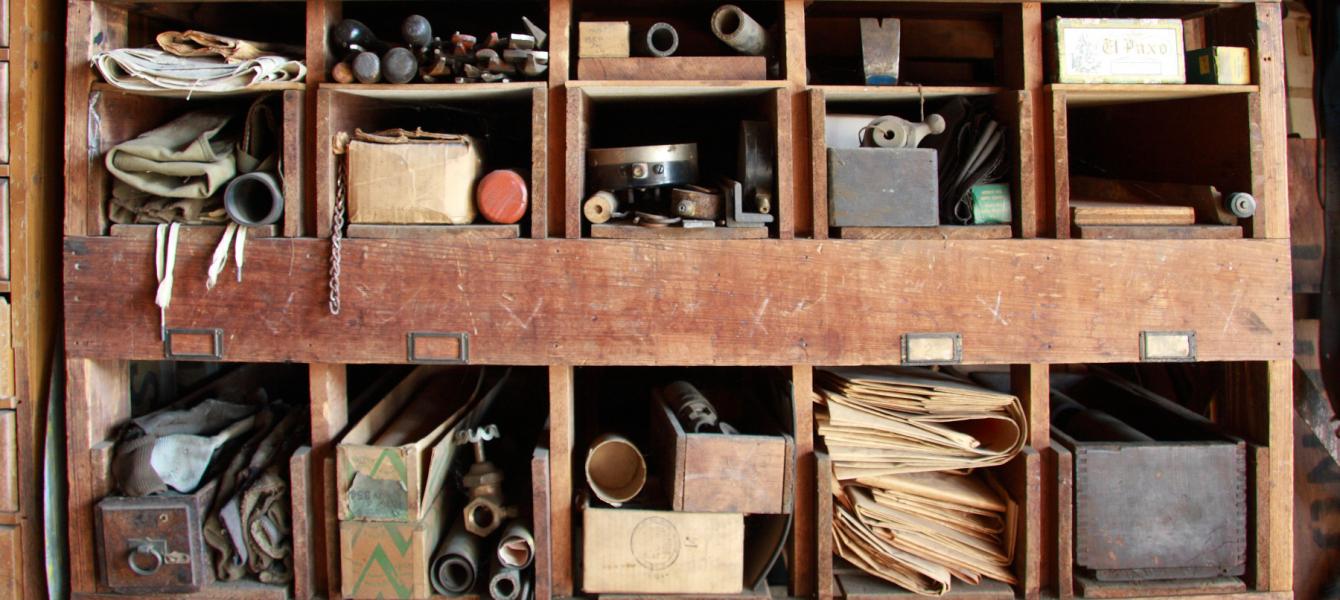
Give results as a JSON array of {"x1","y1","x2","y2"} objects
[{"x1": 455, "y1": 424, "x2": 500, "y2": 446}]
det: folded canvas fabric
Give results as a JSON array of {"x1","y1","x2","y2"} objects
[
  {"x1": 93, "y1": 47, "x2": 305, "y2": 94},
  {"x1": 106, "y1": 107, "x2": 240, "y2": 201},
  {"x1": 157, "y1": 30, "x2": 304, "y2": 64},
  {"x1": 816, "y1": 367, "x2": 1027, "y2": 478}
]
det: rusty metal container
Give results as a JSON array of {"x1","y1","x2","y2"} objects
[
  {"x1": 1053, "y1": 372, "x2": 1246, "y2": 582},
  {"x1": 94, "y1": 478, "x2": 218, "y2": 593}
]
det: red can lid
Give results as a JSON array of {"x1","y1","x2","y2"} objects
[{"x1": 476, "y1": 169, "x2": 529, "y2": 225}]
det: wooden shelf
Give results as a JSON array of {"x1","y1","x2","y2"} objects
[
  {"x1": 816, "y1": 85, "x2": 1006, "y2": 102},
  {"x1": 1049, "y1": 83, "x2": 1259, "y2": 107},
  {"x1": 321, "y1": 81, "x2": 544, "y2": 101},
  {"x1": 90, "y1": 81, "x2": 306, "y2": 99},
  {"x1": 568, "y1": 79, "x2": 789, "y2": 99}
]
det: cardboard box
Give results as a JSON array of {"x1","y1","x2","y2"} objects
[
  {"x1": 828, "y1": 148, "x2": 938, "y2": 227},
  {"x1": 337, "y1": 366, "x2": 479, "y2": 522},
  {"x1": 578, "y1": 22, "x2": 631, "y2": 58},
  {"x1": 347, "y1": 134, "x2": 481, "y2": 225},
  {"x1": 582, "y1": 506, "x2": 743, "y2": 594},
  {"x1": 1186, "y1": 46, "x2": 1250, "y2": 85},
  {"x1": 1048, "y1": 18, "x2": 1185, "y2": 84},
  {"x1": 340, "y1": 490, "x2": 448, "y2": 600},
  {"x1": 650, "y1": 397, "x2": 792, "y2": 514}
]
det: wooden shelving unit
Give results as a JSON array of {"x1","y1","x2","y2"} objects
[{"x1": 59, "y1": 1, "x2": 1293, "y2": 599}]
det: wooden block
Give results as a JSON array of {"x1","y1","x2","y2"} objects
[
  {"x1": 589, "y1": 223, "x2": 769, "y2": 239},
  {"x1": 532, "y1": 445, "x2": 552, "y2": 600},
  {"x1": 650, "y1": 398, "x2": 790, "y2": 514},
  {"x1": 289, "y1": 447, "x2": 315, "y2": 600},
  {"x1": 1073, "y1": 574, "x2": 1245, "y2": 598},
  {"x1": 1070, "y1": 200, "x2": 1195, "y2": 226},
  {"x1": 0, "y1": 298, "x2": 11, "y2": 410},
  {"x1": 1288, "y1": 138, "x2": 1324, "y2": 292},
  {"x1": 0, "y1": 525, "x2": 17, "y2": 599},
  {"x1": 0, "y1": 179, "x2": 8, "y2": 281},
  {"x1": 579, "y1": 22, "x2": 630, "y2": 59},
  {"x1": 0, "y1": 411, "x2": 13, "y2": 513},
  {"x1": 1073, "y1": 224, "x2": 1242, "y2": 240},
  {"x1": 346, "y1": 223, "x2": 520, "y2": 241},
  {"x1": 837, "y1": 225, "x2": 1012, "y2": 240},
  {"x1": 578, "y1": 57, "x2": 766, "y2": 81}
]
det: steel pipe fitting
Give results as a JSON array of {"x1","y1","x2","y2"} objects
[
  {"x1": 638, "y1": 22, "x2": 679, "y2": 57},
  {"x1": 712, "y1": 5, "x2": 769, "y2": 56},
  {"x1": 223, "y1": 172, "x2": 284, "y2": 226}
]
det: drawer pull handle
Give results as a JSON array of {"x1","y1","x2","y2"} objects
[{"x1": 128, "y1": 543, "x2": 164, "y2": 576}]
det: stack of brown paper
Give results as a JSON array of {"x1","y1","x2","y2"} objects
[
  {"x1": 817, "y1": 367, "x2": 1026, "y2": 595},
  {"x1": 816, "y1": 367, "x2": 1027, "y2": 478}
]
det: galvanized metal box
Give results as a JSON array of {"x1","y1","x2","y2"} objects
[
  {"x1": 1048, "y1": 18, "x2": 1186, "y2": 84},
  {"x1": 827, "y1": 148, "x2": 938, "y2": 227},
  {"x1": 1053, "y1": 373, "x2": 1246, "y2": 582},
  {"x1": 94, "y1": 479, "x2": 218, "y2": 594}
]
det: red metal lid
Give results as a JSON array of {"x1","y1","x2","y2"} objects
[{"x1": 476, "y1": 169, "x2": 529, "y2": 225}]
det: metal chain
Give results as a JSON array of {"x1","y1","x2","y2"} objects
[{"x1": 329, "y1": 157, "x2": 346, "y2": 315}]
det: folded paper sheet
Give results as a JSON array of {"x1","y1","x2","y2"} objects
[
  {"x1": 817, "y1": 367, "x2": 1026, "y2": 596},
  {"x1": 93, "y1": 48, "x2": 305, "y2": 94}
]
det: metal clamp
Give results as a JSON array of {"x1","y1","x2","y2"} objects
[
  {"x1": 163, "y1": 328, "x2": 224, "y2": 361},
  {"x1": 127, "y1": 541, "x2": 165, "y2": 576},
  {"x1": 1140, "y1": 330, "x2": 1196, "y2": 362},
  {"x1": 902, "y1": 333, "x2": 963, "y2": 365},
  {"x1": 408, "y1": 331, "x2": 470, "y2": 364}
]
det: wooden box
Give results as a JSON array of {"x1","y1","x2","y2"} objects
[
  {"x1": 1048, "y1": 18, "x2": 1185, "y2": 84},
  {"x1": 340, "y1": 488, "x2": 447, "y2": 600},
  {"x1": 828, "y1": 148, "x2": 938, "y2": 227},
  {"x1": 1053, "y1": 373, "x2": 1247, "y2": 583},
  {"x1": 650, "y1": 396, "x2": 792, "y2": 514},
  {"x1": 581, "y1": 504, "x2": 744, "y2": 594},
  {"x1": 94, "y1": 479, "x2": 218, "y2": 594},
  {"x1": 317, "y1": 84, "x2": 547, "y2": 240}
]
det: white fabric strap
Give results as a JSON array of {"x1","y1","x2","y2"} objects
[
  {"x1": 154, "y1": 223, "x2": 181, "y2": 340},
  {"x1": 206, "y1": 222, "x2": 239, "y2": 290}
]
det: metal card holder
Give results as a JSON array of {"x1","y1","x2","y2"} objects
[
  {"x1": 163, "y1": 328, "x2": 224, "y2": 361},
  {"x1": 901, "y1": 333, "x2": 963, "y2": 366},
  {"x1": 407, "y1": 331, "x2": 470, "y2": 364},
  {"x1": 1140, "y1": 330, "x2": 1196, "y2": 362}
]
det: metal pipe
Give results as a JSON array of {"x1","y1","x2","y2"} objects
[
  {"x1": 430, "y1": 519, "x2": 481, "y2": 596},
  {"x1": 1227, "y1": 192, "x2": 1257, "y2": 219},
  {"x1": 496, "y1": 519, "x2": 535, "y2": 570},
  {"x1": 489, "y1": 564, "x2": 524, "y2": 600},
  {"x1": 711, "y1": 5, "x2": 769, "y2": 56},
  {"x1": 638, "y1": 22, "x2": 679, "y2": 57},
  {"x1": 223, "y1": 172, "x2": 284, "y2": 226},
  {"x1": 584, "y1": 434, "x2": 646, "y2": 506}
]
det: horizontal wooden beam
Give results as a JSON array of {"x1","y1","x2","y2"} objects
[{"x1": 64, "y1": 236, "x2": 1291, "y2": 365}]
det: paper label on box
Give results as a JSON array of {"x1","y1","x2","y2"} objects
[{"x1": 1056, "y1": 19, "x2": 1185, "y2": 84}]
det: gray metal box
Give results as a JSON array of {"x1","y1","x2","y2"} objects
[{"x1": 827, "y1": 148, "x2": 938, "y2": 227}]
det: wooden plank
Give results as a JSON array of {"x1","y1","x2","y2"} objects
[
  {"x1": 1070, "y1": 201, "x2": 1195, "y2": 226},
  {"x1": 290, "y1": 447, "x2": 315, "y2": 600},
  {"x1": 837, "y1": 225, "x2": 1012, "y2": 240},
  {"x1": 0, "y1": 411, "x2": 15, "y2": 513},
  {"x1": 109, "y1": 224, "x2": 278, "y2": 239},
  {"x1": 346, "y1": 223, "x2": 520, "y2": 241},
  {"x1": 1288, "y1": 138, "x2": 1323, "y2": 293},
  {"x1": 73, "y1": 581, "x2": 290, "y2": 600},
  {"x1": 549, "y1": 366, "x2": 574, "y2": 597},
  {"x1": 66, "y1": 360, "x2": 128, "y2": 594},
  {"x1": 1248, "y1": 444, "x2": 1270, "y2": 591},
  {"x1": 590, "y1": 223, "x2": 769, "y2": 240},
  {"x1": 1051, "y1": 89, "x2": 1069, "y2": 239},
  {"x1": 817, "y1": 451, "x2": 834, "y2": 600},
  {"x1": 282, "y1": 89, "x2": 306, "y2": 237},
  {"x1": 1052, "y1": 442, "x2": 1074, "y2": 600},
  {"x1": 1049, "y1": 83, "x2": 1258, "y2": 106},
  {"x1": 548, "y1": 0, "x2": 571, "y2": 240},
  {"x1": 1074, "y1": 575, "x2": 1245, "y2": 599},
  {"x1": 1013, "y1": 364, "x2": 1049, "y2": 454},
  {"x1": 532, "y1": 444, "x2": 552, "y2": 600},
  {"x1": 1253, "y1": 3, "x2": 1288, "y2": 239},
  {"x1": 64, "y1": 237, "x2": 1293, "y2": 365},
  {"x1": 531, "y1": 86, "x2": 548, "y2": 240},
  {"x1": 578, "y1": 57, "x2": 767, "y2": 81},
  {"x1": 791, "y1": 366, "x2": 815, "y2": 597},
  {"x1": 308, "y1": 364, "x2": 346, "y2": 600},
  {"x1": 839, "y1": 572, "x2": 1015, "y2": 598},
  {"x1": 1006, "y1": 448, "x2": 1041, "y2": 600},
  {"x1": 565, "y1": 88, "x2": 587, "y2": 239},
  {"x1": 775, "y1": 88, "x2": 795, "y2": 240},
  {"x1": 0, "y1": 525, "x2": 18, "y2": 600},
  {"x1": 1073, "y1": 225, "x2": 1243, "y2": 240},
  {"x1": 809, "y1": 89, "x2": 828, "y2": 240},
  {"x1": 783, "y1": 0, "x2": 807, "y2": 85}
]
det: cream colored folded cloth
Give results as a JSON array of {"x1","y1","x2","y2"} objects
[
  {"x1": 816, "y1": 367, "x2": 1027, "y2": 479},
  {"x1": 93, "y1": 48, "x2": 305, "y2": 94}
]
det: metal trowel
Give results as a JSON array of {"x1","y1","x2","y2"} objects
[{"x1": 150, "y1": 415, "x2": 257, "y2": 493}]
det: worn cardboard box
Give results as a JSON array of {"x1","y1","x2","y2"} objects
[
  {"x1": 582, "y1": 505, "x2": 744, "y2": 594},
  {"x1": 340, "y1": 490, "x2": 448, "y2": 600},
  {"x1": 337, "y1": 366, "x2": 479, "y2": 522},
  {"x1": 347, "y1": 134, "x2": 481, "y2": 225},
  {"x1": 1185, "y1": 46, "x2": 1250, "y2": 85},
  {"x1": 650, "y1": 397, "x2": 793, "y2": 514},
  {"x1": 1048, "y1": 18, "x2": 1185, "y2": 84}
]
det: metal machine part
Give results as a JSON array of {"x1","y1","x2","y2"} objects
[
  {"x1": 738, "y1": 121, "x2": 776, "y2": 217},
  {"x1": 638, "y1": 22, "x2": 680, "y2": 57},
  {"x1": 672, "y1": 185, "x2": 723, "y2": 220},
  {"x1": 497, "y1": 519, "x2": 535, "y2": 569},
  {"x1": 583, "y1": 191, "x2": 621, "y2": 224},
  {"x1": 635, "y1": 212, "x2": 680, "y2": 228},
  {"x1": 584, "y1": 434, "x2": 647, "y2": 506},
  {"x1": 588, "y1": 143, "x2": 699, "y2": 192},
  {"x1": 430, "y1": 519, "x2": 481, "y2": 595},
  {"x1": 458, "y1": 425, "x2": 512, "y2": 537},
  {"x1": 1227, "y1": 192, "x2": 1256, "y2": 219},
  {"x1": 489, "y1": 565, "x2": 524, "y2": 600},
  {"x1": 662, "y1": 381, "x2": 738, "y2": 434},
  {"x1": 523, "y1": 16, "x2": 548, "y2": 49},
  {"x1": 862, "y1": 114, "x2": 946, "y2": 149},
  {"x1": 859, "y1": 18, "x2": 901, "y2": 85},
  {"x1": 722, "y1": 178, "x2": 773, "y2": 227},
  {"x1": 712, "y1": 5, "x2": 769, "y2": 56},
  {"x1": 224, "y1": 172, "x2": 284, "y2": 226}
]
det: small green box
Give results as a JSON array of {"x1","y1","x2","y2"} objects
[
  {"x1": 1186, "y1": 47, "x2": 1250, "y2": 85},
  {"x1": 971, "y1": 183, "x2": 1012, "y2": 224}
]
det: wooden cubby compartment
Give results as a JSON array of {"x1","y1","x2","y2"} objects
[
  {"x1": 82, "y1": 361, "x2": 314, "y2": 600},
  {"x1": 815, "y1": 365, "x2": 1040, "y2": 600},
  {"x1": 808, "y1": 88, "x2": 1027, "y2": 240},
  {"x1": 325, "y1": 1, "x2": 550, "y2": 84},
  {"x1": 570, "y1": 366, "x2": 796, "y2": 597},
  {"x1": 315, "y1": 84, "x2": 548, "y2": 239},
  {"x1": 569, "y1": 0, "x2": 787, "y2": 81},
  {"x1": 804, "y1": 1, "x2": 1026, "y2": 89},
  {"x1": 566, "y1": 83, "x2": 791, "y2": 239},
  {"x1": 1046, "y1": 362, "x2": 1280, "y2": 600},
  {"x1": 1051, "y1": 89, "x2": 1260, "y2": 240},
  {"x1": 82, "y1": 89, "x2": 307, "y2": 238}
]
